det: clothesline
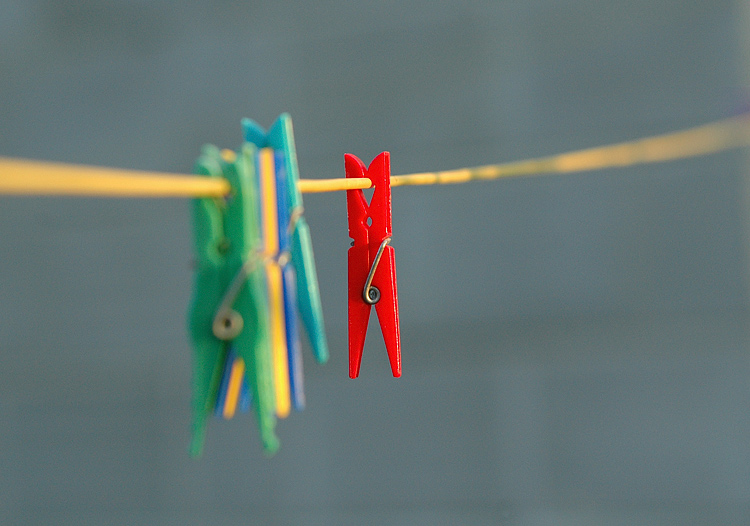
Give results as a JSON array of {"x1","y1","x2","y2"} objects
[
  {"x1": 0, "y1": 115, "x2": 748, "y2": 198},
  {"x1": 5, "y1": 112, "x2": 749, "y2": 457}
]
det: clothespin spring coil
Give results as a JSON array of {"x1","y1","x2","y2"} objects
[
  {"x1": 362, "y1": 236, "x2": 392, "y2": 305},
  {"x1": 212, "y1": 247, "x2": 293, "y2": 341}
]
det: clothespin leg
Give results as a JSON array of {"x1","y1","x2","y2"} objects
[
  {"x1": 282, "y1": 266, "x2": 305, "y2": 410},
  {"x1": 232, "y1": 269, "x2": 280, "y2": 454},
  {"x1": 223, "y1": 353, "x2": 247, "y2": 419},
  {"x1": 214, "y1": 347, "x2": 236, "y2": 417},
  {"x1": 348, "y1": 244, "x2": 372, "y2": 378},
  {"x1": 371, "y1": 246, "x2": 401, "y2": 377},
  {"x1": 188, "y1": 295, "x2": 226, "y2": 456},
  {"x1": 267, "y1": 260, "x2": 291, "y2": 419},
  {"x1": 238, "y1": 375, "x2": 252, "y2": 413},
  {"x1": 292, "y1": 219, "x2": 329, "y2": 364}
]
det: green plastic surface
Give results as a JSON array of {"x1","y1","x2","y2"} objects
[{"x1": 188, "y1": 143, "x2": 278, "y2": 457}]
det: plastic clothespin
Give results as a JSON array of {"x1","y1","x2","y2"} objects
[
  {"x1": 188, "y1": 144, "x2": 278, "y2": 457},
  {"x1": 274, "y1": 149, "x2": 305, "y2": 411},
  {"x1": 242, "y1": 114, "x2": 329, "y2": 366},
  {"x1": 257, "y1": 147, "x2": 292, "y2": 418},
  {"x1": 345, "y1": 152, "x2": 401, "y2": 378}
]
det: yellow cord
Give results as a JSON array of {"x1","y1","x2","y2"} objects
[
  {"x1": 297, "y1": 177, "x2": 372, "y2": 193},
  {"x1": 0, "y1": 157, "x2": 231, "y2": 197},
  {"x1": 390, "y1": 115, "x2": 750, "y2": 187},
  {"x1": 1, "y1": 115, "x2": 748, "y2": 197}
]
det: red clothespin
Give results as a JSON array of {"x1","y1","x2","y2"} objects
[{"x1": 345, "y1": 152, "x2": 401, "y2": 378}]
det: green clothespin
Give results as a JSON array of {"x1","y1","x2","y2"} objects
[
  {"x1": 188, "y1": 143, "x2": 278, "y2": 457},
  {"x1": 242, "y1": 114, "x2": 329, "y2": 364}
]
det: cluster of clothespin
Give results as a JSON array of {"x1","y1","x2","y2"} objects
[
  {"x1": 186, "y1": 113, "x2": 404, "y2": 455},
  {"x1": 187, "y1": 114, "x2": 328, "y2": 456}
]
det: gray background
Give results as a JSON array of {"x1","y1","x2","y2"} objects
[{"x1": 1, "y1": 1, "x2": 749, "y2": 524}]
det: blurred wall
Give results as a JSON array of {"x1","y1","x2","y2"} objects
[{"x1": 1, "y1": 1, "x2": 749, "y2": 524}]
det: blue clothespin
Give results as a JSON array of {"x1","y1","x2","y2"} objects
[
  {"x1": 274, "y1": 150, "x2": 305, "y2": 410},
  {"x1": 242, "y1": 114, "x2": 329, "y2": 368}
]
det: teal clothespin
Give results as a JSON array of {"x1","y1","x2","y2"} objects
[
  {"x1": 188, "y1": 143, "x2": 279, "y2": 457},
  {"x1": 242, "y1": 114, "x2": 329, "y2": 364}
]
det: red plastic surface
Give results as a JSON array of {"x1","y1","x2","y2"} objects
[{"x1": 345, "y1": 152, "x2": 401, "y2": 378}]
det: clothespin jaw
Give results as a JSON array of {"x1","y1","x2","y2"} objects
[
  {"x1": 242, "y1": 114, "x2": 329, "y2": 365},
  {"x1": 188, "y1": 143, "x2": 278, "y2": 457},
  {"x1": 345, "y1": 152, "x2": 401, "y2": 378}
]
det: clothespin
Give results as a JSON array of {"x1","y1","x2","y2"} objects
[
  {"x1": 242, "y1": 114, "x2": 329, "y2": 366},
  {"x1": 257, "y1": 147, "x2": 292, "y2": 418},
  {"x1": 274, "y1": 149, "x2": 305, "y2": 411},
  {"x1": 188, "y1": 143, "x2": 278, "y2": 457},
  {"x1": 345, "y1": 152, "x2": 401, "y2": 378}
]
